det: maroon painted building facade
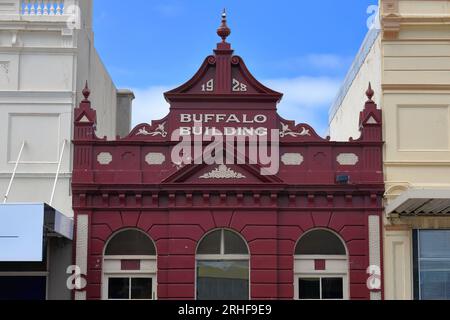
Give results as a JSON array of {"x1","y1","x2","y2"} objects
[{"x1": 72, "y1": 17, "x2": 384, "y2": 300}]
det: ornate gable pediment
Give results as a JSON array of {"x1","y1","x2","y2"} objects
[
  {"x1": 164, "y1": 55, "x2": 282, "y2": 102},
  {"x1": 164, "y1": 14, "x2": 282, "y2": 105}
]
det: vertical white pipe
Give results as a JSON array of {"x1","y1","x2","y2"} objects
[
  {"x1": 49, "y1": 139, "x2": 67, "y2": 206},
  {"x1": 3, "y1": 141, "x2": 26, "y2": 204}
]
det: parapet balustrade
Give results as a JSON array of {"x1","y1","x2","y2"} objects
[{"x1": 21, "y1": 0, "x2": 65, "y2": 16}]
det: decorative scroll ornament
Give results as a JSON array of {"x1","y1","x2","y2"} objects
[
  {"x1": 200, "y1": 165, "x2": 246, "y2": 179},
  {"x1": 136, "y1": 122, "x2": 168, "y2": 137},
  {"x1": 280, "y1": 122, "x2": 311, "y2": 138}
]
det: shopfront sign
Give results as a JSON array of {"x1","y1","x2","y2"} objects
[{"x1": 0, "y1": 203, "x2": 45, "y2": 262}]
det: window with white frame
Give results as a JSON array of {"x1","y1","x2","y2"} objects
[
  {"x1": 294, "y1": 229, "x2": 349, "y2": 300},
  {"x1": 196, "y1": 229, "x2": 249, "y2": 300},
  {"x1": 414, "y1": 230, "x2": 450, "y2": 300},
  {"x1": 297, "y1": 277, "x2": 344, "y2": 300},
  {"x1": 103, "y1": 229, "x2": 157, "y2": 300}
]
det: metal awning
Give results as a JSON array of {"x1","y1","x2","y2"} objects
[
  {"x1": 0, "y1": 203, "x2": 73, "y2": 262},
  {"x1": 386, "y1": 189, "x2": 450, "y2": 216}
]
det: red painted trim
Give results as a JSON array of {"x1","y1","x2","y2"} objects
[
  {"x1": 315, "y1": 260, "x2": 326, "y2": 271},
  {"x1": 121, "y1": 260, "x2": 141, "y2": 271}
]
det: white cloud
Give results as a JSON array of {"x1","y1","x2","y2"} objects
[
  {"x1": 275, "y1": 54, "x2": 351, "y2": 72},
  {"x1": 265, "y1": 76, "x2": 340, "y2": 107},
  {"x1": 131, "y1": 86, "x2": 171, "y2": 126},
  {"x1": 131, "y1": 76, "x2": 341, "y2": 136},
  {"x1": 305, "y1": 54, "x2": 349, "y2": 70},
  {"x1": 264, "y1": 76, "x2": 341, "y2": 135}
]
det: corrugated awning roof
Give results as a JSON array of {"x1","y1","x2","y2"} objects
[{"x1": 386, "y1": 189, "x2": 450, "y2": 216}]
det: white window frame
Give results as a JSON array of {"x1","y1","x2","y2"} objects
[
  {"x1": 295, "y1": 274, "x2": 348, "y2": 300},
  {"x1": 102, "y1": 255, "x2": 157, "y2": 300},
  {"x1": 103, "y1": 274, "x2": 157, "y2": 301},
  {"x1": 294, "y1": 255, "x2": 349, "y2": 300}
]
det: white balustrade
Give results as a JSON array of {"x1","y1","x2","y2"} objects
[{"x1": 21, "y1": 0, "x2": 65, "y2": 16}]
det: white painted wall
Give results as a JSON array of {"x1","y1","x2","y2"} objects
[
  {"x1": 0, "y1": 0, "x2": 125, "y2": 217},
  {"x1": 329, "y1": 32, "x2": 382, "y2": 142}
]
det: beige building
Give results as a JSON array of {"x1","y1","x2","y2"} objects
[{"x1": 329, "y1": 0, "x2": 450, "y2": 300}]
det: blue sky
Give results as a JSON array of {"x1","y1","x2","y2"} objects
[{"x1": 93, "y1": 0, "x2": 378, "y2": 135}]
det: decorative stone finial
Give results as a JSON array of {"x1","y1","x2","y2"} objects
[
  {"x1": 82, "y1": 81, "x2": 91, "y2": 101},
  {"x1": 366, "y1": 82, "x2": 374, "y2": 102},
  {"x1": 217, "y1": 9, "x2": 231, "y2": 42}
]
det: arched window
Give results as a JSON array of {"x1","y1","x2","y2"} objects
[
  {"x1": 196, "y1": 229, "x2": 249, "y2": 300},
  {"x1": 103, "y1": 229, "x2": 157, "y2": 300},
  {"x1": 294, "y1": 229, "x2": 349, "y2": 300},
  {"x1": 105, "y1": 229, "x2": 156, "y2": 256},
  {"x1": 295, "y1": 229, "x2": 346, "y2": 256}
]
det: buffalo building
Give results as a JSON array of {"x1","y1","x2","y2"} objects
[{"x1": 72, "y1": 14, "x2": 385, "y2": 300}]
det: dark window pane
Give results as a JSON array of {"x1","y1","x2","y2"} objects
[
  {"x1": 298, "y1": 278, "x2": 320, "y2": 300},
  {"x1": 131, "y1": 278, "x2": 153, "y2": 300},
  {"x1": 295, "y1": 230, "x2": 346, "y2": 255},
  {"x1": 108, "y1": 278, "x2": 129, "y2": 299},
  {"x1": 224, "y1": 230, "x2": 248, "y2": 255},
  {"x1": 197, "y1": 260, "x2": 249, "y2": 300},
  {"x1": 322, "y1": 278, "x2": 344, "y2": 300},
  {"x1": 197, "y1": 230, "x2": 222, "y2": 255},
  {"x1": 105, "y1": 230, "x2": 156, "y2": 256}
]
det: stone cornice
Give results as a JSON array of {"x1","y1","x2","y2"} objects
[
  {"x1": 0, "y1": 90, "x2": 75, "y2": 104},
  {"x1": 382, "y1": 84, "x2": 450, "y2": 91},
  {"x1": 0, "y1": 173, "x2": 72, "y2": 178},
  {"x1": 381, "y1": 0, "x2": 450, "y2": 39}
]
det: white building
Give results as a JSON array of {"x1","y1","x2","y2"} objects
[{"x1": 0, "y1": 0, "x2": 133, "y2": 300}]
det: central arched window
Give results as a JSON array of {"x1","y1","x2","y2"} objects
[
  {"x1": 196, "y1": 229, "x2": 250, "y2": 300},
  {"x1": 103, "y1": 229, "x2": 157, "y2": 300}
]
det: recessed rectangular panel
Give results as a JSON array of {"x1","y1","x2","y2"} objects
[
  {"x1": 20, "y1": 54, "x2": 73, "y2": 91},
  {"x1": 398, "y1": 106, "x2": 449, "y2": 151},
  {"x1": 8, "y1": 114, "x2": 60, "y2": 163}
]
